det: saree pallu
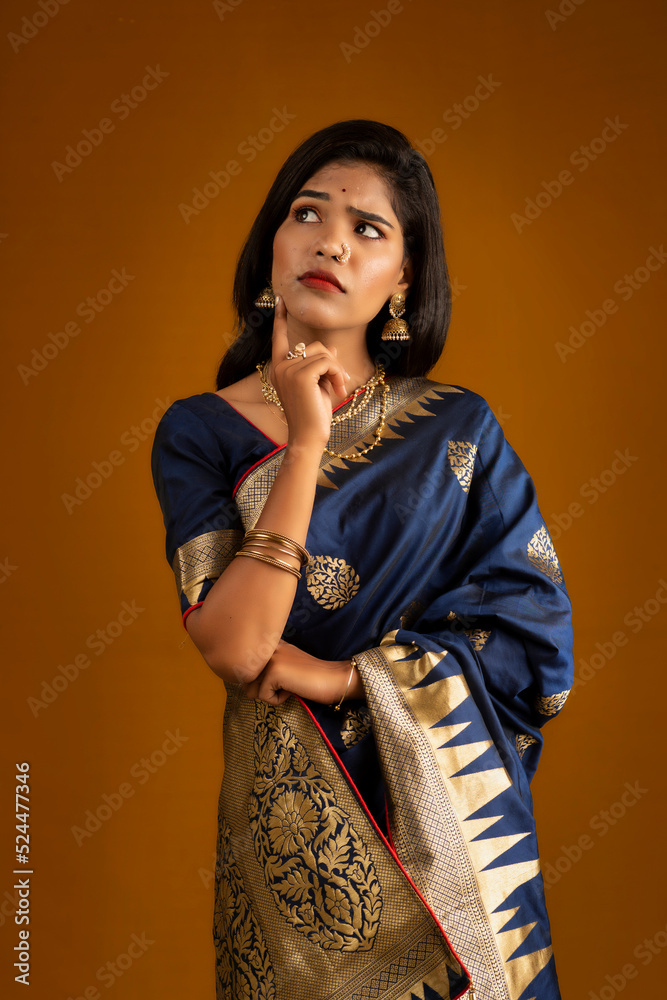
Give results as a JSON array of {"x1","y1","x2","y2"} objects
[{"x1": 151, "y1": 375, "x2": 574, "y2": 1000}]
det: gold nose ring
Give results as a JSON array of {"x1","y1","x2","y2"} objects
[{"x1": 333, "y1": 243, "x2": 351, "y2": 264}]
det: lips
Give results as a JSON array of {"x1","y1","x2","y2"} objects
[{"x1": 298, "y1": 269, "x2": 345, "y2": 292}]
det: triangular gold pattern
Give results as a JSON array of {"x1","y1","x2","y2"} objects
[
  {"x1": 316, "y1": 381, "x2": 463, "y2": 490},
  {"x1": 235, "y1": 379, "x2": 464, "y2": 515},
  {"x1": 381, "y1": 643, "x2": 554, "y2": 997}
]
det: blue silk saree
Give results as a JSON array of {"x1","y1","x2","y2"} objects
[{"x1": 151, "y1": 374, "x2": 573, "y2": 1000}]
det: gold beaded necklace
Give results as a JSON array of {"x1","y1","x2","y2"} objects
[{"x1": 256, "y1": 360, "x2": 390, "y2": 461}]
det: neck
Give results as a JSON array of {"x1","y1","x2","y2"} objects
[{"x1": 281, "y1": 323, "x2": 377, "y2": 393}]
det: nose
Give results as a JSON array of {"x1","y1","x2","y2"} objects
[{"x1": 313, "y1": 221, "x2": 348, "y2": 261}]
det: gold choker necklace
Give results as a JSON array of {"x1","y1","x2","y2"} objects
[{"x1": 256, "y1": 360, "x2": 389, "y2": 461}]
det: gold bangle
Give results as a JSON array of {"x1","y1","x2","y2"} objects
[
  {"x1": 333, "y1": 657, "x2": 357, "y2": 711},
  {"x1": 244, "y1": 529, "x2": 310, "y2": 566},
  {"x1": 234, "y1": 548, "x2": 302, "y2": 580},
  {"x1": 245, "y1": 532, "x2": 309, "y2": 566},
  {"x1": 243, "y1": 538, "x2": 303, "y2": 565}
]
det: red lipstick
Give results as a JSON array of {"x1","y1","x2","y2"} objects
[{"x1": 298, "y1": 269, "x2": 345, "y2": 292}]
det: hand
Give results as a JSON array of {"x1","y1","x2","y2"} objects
[
  {"x1": 241, "y1": 639, "x2": 362, "y2": 707},
  {"x1": 270, "y1": 296, "x2": 349, "y2": 452}
]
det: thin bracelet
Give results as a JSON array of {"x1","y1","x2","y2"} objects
[
  {"x1": 333, "y1": 657, "x2": 357, "y2": 711},
  {"x1": 244, "y1": 529, "x2": 310, "y2": 566},
  {"x1": 235, "y1": 548, "x2": 302, "y2": 580}
]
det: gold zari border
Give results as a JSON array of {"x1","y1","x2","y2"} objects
[{"x1": 172, "y1": 528, "x2": 243, "y2": 605}]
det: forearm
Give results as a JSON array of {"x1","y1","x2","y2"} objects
[
  {"x1": 241, "y1": 644, "x2": 366, "y2": 706},
  {"x1": 185, "y1": 442, "x2": 321, "y2": 682}
]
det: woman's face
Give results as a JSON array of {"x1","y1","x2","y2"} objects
[{"x1": 271, "y1": 161, "x2": 412, "y2": 336}]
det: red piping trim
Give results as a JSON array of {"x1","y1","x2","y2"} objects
[
  {"x1": 295, "y1": 696, "x2": 471, "y2": 996},
  {"x1": 215, "y1": 396, "x2": 283, "y2": 448},
  {"x1": 181, "y1": 387, "x2": 366, "y2": 623},
  {"x1": 332, "y1": 392, "x2": 361, "y2": 414},
  {"x1": 233, "y1": 445, "x2": 286, "y2": 496},
  {"x1": 183, "y1": 380, "x2": 368, "y2": 626},
  {"x1": 182, "y1": 601, "x2": 204, "y2": 629},
  {"x1": 229, "y1": 387, "x2": 371, "y2": 497}
]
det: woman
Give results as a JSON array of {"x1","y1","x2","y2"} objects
[{"x1": 152, "y1": 120, "x2": 573, "y2": 1000}]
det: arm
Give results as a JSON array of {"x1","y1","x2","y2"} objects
[
  {"x1": 353, "y1": 402, "x2": 574, "y2": 784},
  {"x1": 157, "y1": 297, "x2": 349, "y2": 685},
  {"x1": 240, "y1": 640, "x2": 365, "y2": 706},
  {"x1": 184, "y1": 438, "x2": 321, "y2": 683}
]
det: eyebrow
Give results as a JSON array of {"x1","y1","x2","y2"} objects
[{"x1": 294, "y1": 189, "x2": 394, "y2": 229}]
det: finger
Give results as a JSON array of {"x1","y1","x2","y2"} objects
[
  {"x1": 300, "y1": 342, "x2": 350, "y2": 391},
  {"x1": 308, "y1": 342, "x2": 349, "y2": 384},
  {"x1": 274, "y1": 339, "x2": 348, "y2": 388},
  {"x1": 286, "y1": 354, "x2": 349, "y2": 398},
  {"x1": 279, "y1": 345, "x2": 345, "y2": 380},
  {"x1": 257, "y1": 674, "x2": 281, "y2": 703},
  {"x1": 242, "y1": 679, "x2": 260, "y2": 700},
  {"x1": 270, "y1": 295, "x2": 289, "y2": 369}
]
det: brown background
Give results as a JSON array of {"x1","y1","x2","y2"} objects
[{"x1": 2, "y1": 0, "x2": 665, "y2": 996}]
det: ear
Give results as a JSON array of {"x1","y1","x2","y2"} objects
[{"x1": 396, "y1": 257, "x2": 413, "y2": 296}]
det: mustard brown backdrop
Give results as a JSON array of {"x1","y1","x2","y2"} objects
[{"x1": 3, "y1": 0, "x2": 665, "y2": 997}]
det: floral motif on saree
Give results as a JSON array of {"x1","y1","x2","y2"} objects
[
  {"x1": 340, "y1": 706, "x2": 372, "y2": 748},
  {"x1": 305, "y1": 555, "x2": 361, "y2": 609},
  {"x1": 527, "y1": 526, "x2": 563, "y2": 585},
  {"x1": 214, "y1": 817, "x2": 276, "y2": 999},
  {"x1": 447, "y1": 440, "x2": 478, "y2": 493},
  {"x1": 248, "y1": 702, "x2": 382, "y2": 953},
  {"x1": 152, "y1": 375, "x2": 574, "y2": 999}
]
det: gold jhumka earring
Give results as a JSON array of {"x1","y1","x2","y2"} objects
[
  {"x1": 253, "y1": 285, "x2": 276, "y2": 308},
  {"x1": 381, "y1": 292, "x2": 410, "y2": 341}
]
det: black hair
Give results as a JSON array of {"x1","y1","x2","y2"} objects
[{"x1": 215, "y1": 119, "x2": 451, "y2": 388}]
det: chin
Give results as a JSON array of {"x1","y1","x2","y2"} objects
[{"x1": 285, "y1": 294, "x2": 344, "y2": 326}]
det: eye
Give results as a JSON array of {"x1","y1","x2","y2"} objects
[
  {"x1": 293, "y1": 206, "x2": 319, "y2": 223},
  {"x1": 355, "y1": 221, "x2": 383, "y2": 239}
]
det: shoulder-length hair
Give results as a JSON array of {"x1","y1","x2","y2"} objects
[{"x1": 215, "y1": 119, "x2": 451, "y2": 388}]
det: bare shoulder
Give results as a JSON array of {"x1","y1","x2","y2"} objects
[
  {"x1": 215, "y1": 371, "x2": 262, "y2": 403},
  {"x1": 214, "y1": 369, "x2": 287, "y2": 443}
]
